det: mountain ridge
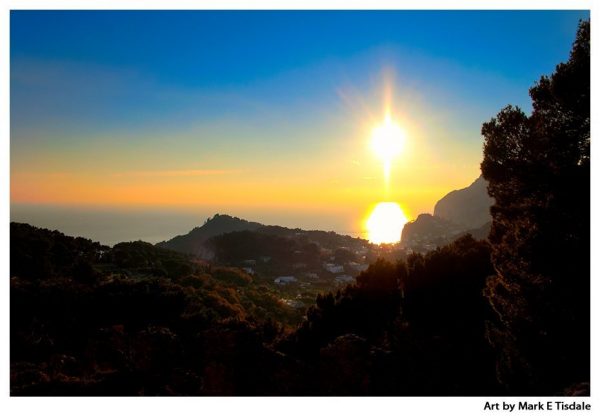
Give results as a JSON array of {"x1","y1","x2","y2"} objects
[
  {"x1": 157, "y1": 213, "x2": 367, "y2": 259},
  {"x1": 156, "y1": 214, "x2": 263, "y2": 258},
  {"x1": 401, "y1": 176, "x2": 493, "y2": 251},
  {"x1": 433, "y1": 176, "x2": 493, "y2": 229}
]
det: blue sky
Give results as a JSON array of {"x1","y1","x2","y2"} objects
[
  {"x1": 11, "y1": 10, "x2": 589, "y2": 87},
  {"x1": 10, "y1": 10, "x2": 590, "y2": 240},
  {"x1": 11, "y1": 10, "x2": 588, "y2": 133}
]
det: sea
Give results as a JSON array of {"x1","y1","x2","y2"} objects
[{"x1": 10, "y1": 204, "x2": 366, "y2": 246}]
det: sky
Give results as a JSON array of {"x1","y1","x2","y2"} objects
[{"x1": 10, "y1": 10, "x2": 590, "y2": 243}]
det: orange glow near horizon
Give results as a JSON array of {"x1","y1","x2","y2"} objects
[{"x1": 11, "y1": 71, "x2": 484, "y2": 240}]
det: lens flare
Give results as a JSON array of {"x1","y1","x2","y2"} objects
[
  {"x1": 371, "y1": 113, "x2": 406, "y2": 197},
  {"x1": 365, "y1": 202, "x2": 408, "y2": 244},
  {"x1": 371, "y1": 114, "x2": 406, "y2": 163}
]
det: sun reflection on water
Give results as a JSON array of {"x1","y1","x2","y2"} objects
[{"x1": 365, "y1": 202, "x2": 408, "y2": 244}]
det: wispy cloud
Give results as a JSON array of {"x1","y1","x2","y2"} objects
[{"x1": 111, "y1": 169, "x2": 241, "y2": 178}]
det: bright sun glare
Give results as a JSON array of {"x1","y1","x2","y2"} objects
[
  {"x1": 366, "y1": 202, "x2": 408, "y2": 244},
  {"x1": 371, "y1": 114, "x2": 406, "y2": 163}
]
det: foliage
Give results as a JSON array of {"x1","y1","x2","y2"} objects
[
  {"x1": 480, "y1": 20, "x2": 589, "y2": 394},
  {"x1": 10, "y1": 222, "x2": 108, "y2": 281},
  {"x1": 108, "y1": 241, "x2": 195, "y2": 279},
  {"x1": 282, "y1": 235, "x2": 498, "y2": 394},
  {"x1": 10, "y1": 223, "x2": 301, "y2": 395},
  {"x1": 209, "y1": 231, "x2": 296, "y2": 264},
  {"x1": 11, "y1": 221, "x2": 499, "y2": 395}
]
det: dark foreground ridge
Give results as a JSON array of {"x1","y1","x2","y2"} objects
[
  {"x1": 12, "y1": 221, "x2": 506, "y2": 395},
  {"x1": 9, "y1": 217, "x2": 588, "y2": 395}
]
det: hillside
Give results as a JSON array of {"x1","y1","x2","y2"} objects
[
  {"x1": 157, "y1": 214, "x2": 368, "y2": 259},
  {"x1": 156, "y1": 214, "x2": 263, "y2": 258},
  {"x1": 400, "y1": 214, "x2": 464, "y2": 251},
  {"x1": 401, "y1": 176, "x2": 493, "y2": 251},
  {"x1": 433, "y1": 176, "x2": 493, "y2": 229},
  {"x1": 157, "y1": 215, "x2": 387, "y2": 304},
  {"x1": 10, "y1": 221, "x2": 502, "y2": 395}
]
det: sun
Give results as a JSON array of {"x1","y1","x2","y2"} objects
[
  {"x1": 371, "y1": 114, "x2": 406, "y2": 163},
  {"x1": 365, "y1": 202, "x2": 408, "y2": 244}
]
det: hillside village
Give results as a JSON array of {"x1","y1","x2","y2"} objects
[{"x1": 155, "y1": 176, "x2": 493, "y2": 309}]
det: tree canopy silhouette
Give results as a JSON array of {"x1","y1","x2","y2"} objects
[
  {"x1": 282, "y1": 235, "x2": 497, "y2": 395},
  {"x1": 481, "y1": 20, "x2": 589, "y2": 394}
]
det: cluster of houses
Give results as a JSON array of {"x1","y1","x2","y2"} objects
[
  {"x1": 273, "y1": 260, "x2": 370, "y2": 286},
  {"x1": 236, "y1": 242, "x2": 375, "y2": 289},
  {"x1": 274, "y1": 276, "x2": 297, "y2": 285}
]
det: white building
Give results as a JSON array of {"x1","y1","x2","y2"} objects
[
  {"x1": 282, "y1": 299, "x2": 304, "y2": 308},
  {"x1": 335, "y1": 275, "x2": 355, "y2": 284},
  {"x1": 274, "y1": 276, "x2": 297, "y2": 285},
  {"x1": 323, "y1": 263, "x2": 344, "y2": 274}
]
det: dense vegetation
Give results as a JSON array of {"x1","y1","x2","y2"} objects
[
  {"x1": 280, "y1": 235, "x2": 497, "y2": 395},
  {"x1": 481, "y1": 20, "x2": 589, "y2": 394},
  {"x1": 158, "y1": 213, "x2": 366, "y2": 260},
  {"x1": 10, "y1": 20, "x2": 589, "y2": 396},
  {"x1": 11, "y1": 223, "x2": 497, "y2": 395},
  {"x1": 11, "y1": 223, "x2": 301, "y2": 395}
]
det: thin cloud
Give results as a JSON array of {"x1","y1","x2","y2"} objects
[{"x1": 112, "y1": 169, "x2": 241, "y2": 178}]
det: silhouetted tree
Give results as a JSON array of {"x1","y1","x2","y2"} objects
[
  {"x1": 481, "y1": 20, "x2": 589, "y2": 394},
  {"x1": 282, "y1": 236, "x2": 497, "y2": 394},
  {"x1": 10, "y1": 223, "x2": 301, "y2": 396}
]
